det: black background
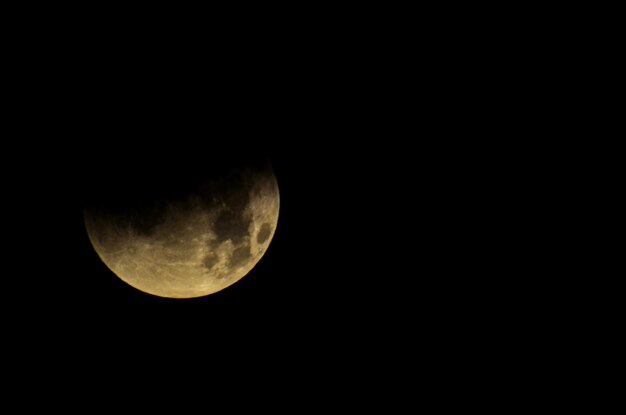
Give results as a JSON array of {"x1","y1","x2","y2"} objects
[
  {"x1": 5, "y1": 99, "x2": 489, "y2": 392},
  {"x1": 4, "y1": 75, "x2": 423, "y2": 381},
  {"x1": 1, "y1": 17, "x2": 556, "y2": 405}
]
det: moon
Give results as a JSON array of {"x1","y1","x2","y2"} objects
[{"x1": 83, "y1": 159, "x2": 279, "y2": 299}]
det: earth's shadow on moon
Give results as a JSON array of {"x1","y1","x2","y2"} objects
[{"x1": 82, "y1": 152, "x2": 273, "y2": 236}]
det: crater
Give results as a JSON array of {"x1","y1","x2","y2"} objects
[
  {"x1": 257, "y1": 223, "x2": 272, "y2": 244},
  {"x1": 229, "y1": 245, "x2": 251, "y2": 268},
  {"x1": 202, "y1": 253, "x2": 219, "y2": 271}
]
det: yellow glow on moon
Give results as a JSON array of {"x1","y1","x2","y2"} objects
[{"x1": 84, "y1": 167, "x2": 279, "y2": 298}]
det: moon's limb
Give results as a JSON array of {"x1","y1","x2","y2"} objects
[{"x1": 84, "y1": 164, "x2": 279, "y2": 298}]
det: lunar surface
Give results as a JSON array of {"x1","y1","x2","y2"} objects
[{"x1": 84, "y1": 160, "x2": 279, "y2": 298}]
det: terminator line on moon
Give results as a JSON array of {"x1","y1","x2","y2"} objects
[{"x1": 84, "y1": 162, "x2": 279, "y2": 299}]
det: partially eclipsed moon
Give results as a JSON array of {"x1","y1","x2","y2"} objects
[{"x1": 84, "y1": 161, "x2": 279, "y2": 298}]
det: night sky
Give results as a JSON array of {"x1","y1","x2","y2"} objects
[
  {"x1": 2, "y1": 80, "x2": 534, "y2": 411},
  {"x1": 4, "y1": 68, "x2": 503, "y2": 402},
  {"x1": 2, "y1": 31, "x2": 521, "y2": 404},
  {"x1": 6, "y1": 128, "x2": 414, "y2": 349},
  {"x1": 4, "y1": 32, "x2": 414, "y2": 346},
  {"x1": 1, "y1": 9, "x2": 565, "y2": 409}
]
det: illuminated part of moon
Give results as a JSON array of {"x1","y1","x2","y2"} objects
[{"x1": 83, "y1": 163, "x2": 279, "y2": 299}]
